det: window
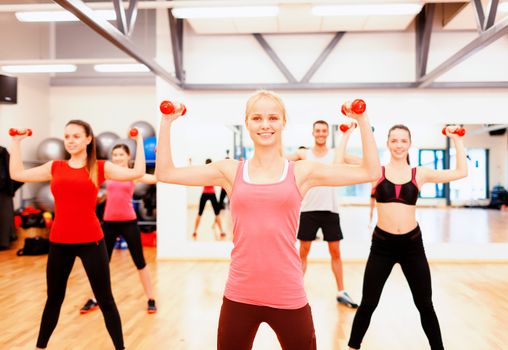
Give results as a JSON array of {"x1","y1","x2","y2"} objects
[{"x1": 419, "y1": 149, "x2": 445, "y2": 198}]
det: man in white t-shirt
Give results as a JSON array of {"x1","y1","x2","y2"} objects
[{"x1": 288, "y1": 120, "x2": 358, "y2": 308}]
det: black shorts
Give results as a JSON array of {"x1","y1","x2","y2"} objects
[{"x1": 297, "y1": 211, "x2": 343, "y2": 242}]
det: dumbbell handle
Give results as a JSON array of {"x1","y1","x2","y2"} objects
[
  {"x1": 339, "y1": 122, "x2": 357, "y2": 133},
  {"x1": 129, "y1": 128, "x2": 139, "y2": 138},
  {"x1": 442, "y1": 127, "x2": 466, "y2": 137},
  {"x1": 160, "y1": 100, "x2": 187, "y2": 116},
  {"x1": 341, "y1": 99, "x2": 366, "y2": 116},
  {"x1": 9, "y1": 128, "x2": 32, "y2": 136}
]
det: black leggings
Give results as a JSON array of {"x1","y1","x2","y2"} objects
[
  {"x1": 198, "y1": 193, "x2": 220, "y2": 216},
  {"x1": 103, "y1": 220, "x2": 146, "y2": 270},
  {"x1": 348, "y1": 226, "x2": 443, "y2": 350},
  {"x1": 36, "y1": 239, "x2": 124, "y2": 349},
  {"x1": 219, "y1": 188, "x2": 228, "y2": 210}
]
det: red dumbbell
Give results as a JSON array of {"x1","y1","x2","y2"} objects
[
  {"x1": 9, "y1": 128, "x2": 32, "y2": 137},
  {"x1": 129, "y1": 128, "x2": 139, "y2": 138},
  {"x1": 339, "y1": 122, "x2": 357, "y2": 133},
  {"x1": 341, "y1": 99, "x2": 367, "y2": 116},
  {"x1": 442, "y1": 127, "x2": 466, "y2": 137},
  {"x1": 160, "y1": 100, "x2": 187, "y2": 116}
]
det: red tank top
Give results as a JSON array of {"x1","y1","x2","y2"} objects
[
  {"x1": 50, "y1": 160, "x2": 105, "y2": 243},
  {"x1": 203, "y1": 185, "x2": 215, "y2": 194}
]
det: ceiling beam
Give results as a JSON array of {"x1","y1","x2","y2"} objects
[
  {"x1": 182, "y1": 81, "x2": 508, "y2": 91},
  {"x1": 53, "y1": 0, "x2": 180, "y2": 87},
  {"x1": 471, "y1": 0, "x2": 486, "y2": 32},
  {"x1": 417, "y1": 15, "x2": 508, "y2": 88},
  {"x1": 113, "y1": 0, "x2": 128, "y2": 34},
  {"x1": 183, "y1": 82, "x2": 417, "y2": 91},
  {"x1": 126, "y1": 0, "x2": 139, "y2": 36},
  {"x1": 484, "y1": 0, "x2": 500, "y2": 30},
  {"x1": 253, "y1": 33, "x2": 297, "y2": 84},
  {"x1": 415, "y1": 4, "x2": 435, "y2": 79},
  {"x1": 168, "y1": 9, "x2": 184, "y2": 82},
  {"x1": 300, "y1": 32, "x2": 344, "y2": 83}
]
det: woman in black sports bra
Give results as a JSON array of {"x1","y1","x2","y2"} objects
[{"x1": 337, "y1": 124, "x2": 467, "y2": 350}]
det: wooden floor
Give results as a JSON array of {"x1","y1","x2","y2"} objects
[
  {"x1": 1, "y1": 244, "x2": 507, "y2": 349},
  {"x1": 189, "y1": 206, "x2": 508, "y2": 243}
]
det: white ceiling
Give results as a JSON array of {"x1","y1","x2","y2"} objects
[
  {"x1": 2, "y1": 1, "x2": 507, "y2": 34},
  {"x1": 187, "y1": 3, "x2": 419, "y2": 34},
  {"x1": 443, "y1": 1, "x2": 508, "y2": 30}
]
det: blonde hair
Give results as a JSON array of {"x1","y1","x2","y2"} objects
[
  {"x1": 245, "y1": 90, "x2": 287, "y2": 124},
  {"x1": 244, "y1": 90, "x2": 286, "y2": 157}
]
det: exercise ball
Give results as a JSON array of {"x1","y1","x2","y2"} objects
[
  {"x1": 36, "y1": 138, "x2": 69, "y2": 161},
  {"x1": 96, "y1": 131, "x2": 120, "y2": 160},
  {"x1": 35, "y1": 183, "x2": 54, "y2": 212},
  {"x1": 129, "y1": 121, "x2": 156, "y2": 139},
  {"x1": 134, "y1": 182, "x2": 150, "y2": 199},
  {"x1": 144, "y1": 136, "x2": 157, "y2": 161},
  {"x1": 109, "y1": 138, "x2": 136, "y2": 160},
  {"x1": 136, "y1": 198, "x2": 156, "y2": 221}
]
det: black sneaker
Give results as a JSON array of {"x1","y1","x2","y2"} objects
[
  {"x1": 147, "y1": 299, "x2": 157, "y2": 314},
  {"x1": 336, "y1": 292, "x2": 359, "y2": 308},
  {"x1": 80, "y1": 299, "x2": 99, "y2": 314}
]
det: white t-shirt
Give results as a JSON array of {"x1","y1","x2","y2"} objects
[{"x1": 300, "y1": 148, "x2": 338, "y2": 213}]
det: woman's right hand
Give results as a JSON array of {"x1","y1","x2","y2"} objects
[
  {"x1": 160, "y1": 101, "x2": 186, "y2": 123},
  {"x1": 10, "y1": 128, "x2": 31, "y2": 141}
]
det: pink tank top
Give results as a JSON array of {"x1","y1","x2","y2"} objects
[
  {"x1": 103, "y1": 180, "x2": 137, "y2": 221},
  {"x1": 225, "y1": 160, "x2": 308, "y2": 309}
]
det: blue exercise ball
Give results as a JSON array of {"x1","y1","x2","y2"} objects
[{"x1": 144, "y1": 136, "x2": 157, "y2": 161}]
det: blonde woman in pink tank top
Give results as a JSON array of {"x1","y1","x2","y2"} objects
[{"x1": 155, "y1": 90, "x2": 381, "y2": 350}]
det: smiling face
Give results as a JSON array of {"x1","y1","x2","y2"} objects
[
  {"x1": 245, "y1": 93, "x2": 286, "y2": 149},
  {"x1": 312, "y1": 122, "x2": 329, "y2": 146},
  {"x1": 111, "y1": 145, "x2": 130, "y2": 167},
  {"x1": 387, "y1": 127, "x2": 411, "y2": 162},
  {"x1": 64, "y1": 123, "x2": 92, "y2": 156}
]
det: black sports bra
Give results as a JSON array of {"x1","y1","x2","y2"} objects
[{"x1": 373, "y1": 166, "x2": 419, "y2": 206}]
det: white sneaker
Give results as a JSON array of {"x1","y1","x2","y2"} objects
[{"x1": 336, "y1": 291, "x2": 358, "y2": 308}]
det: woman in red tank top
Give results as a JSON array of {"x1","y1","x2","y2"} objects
[
  {"x1": 337, "y1": 124, "x2": 468, "y2": 350},
  {"x1": 9, "y1": 120, "x2": 146, "y2": 350},
  {"x1": 192, "y1": 158, "x2": 226, "y2": 239},
  {"x1": 155, "y1": 90, "x2": 381, "y2": 350}
]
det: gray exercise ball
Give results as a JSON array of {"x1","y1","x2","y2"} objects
[
  {"x1": 35, "y1": 183, "x2": 55, "y2": 212},
  {"x1": 109, "y1": 138, "x2": 136, "y2": 160},
  {"x1": 133, "y1": 182, "x2": 150, "y2": 199},
  {"x1": 36, "y1": 138, "x2": 69, "y2": 161},
  {"x1": 137, "y1": 198, "x2": 156, "y2": 221},
  {"x1": 96, "y1": 131, "x2": 120, "y2": 160},
  {"x1": 129, "y1": 121, "x2": 156, "y2": 139}
]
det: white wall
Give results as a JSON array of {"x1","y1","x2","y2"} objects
[
  {"x1": 0, "y1": 76, "x2": 51, "y2": 208},
  {"x1": 155, "y1": 11, "x2": 508, "y2": 258},
  {"x1": 462, "y1": 125, "x2": 508, "y2": 189},
  {"x1": 0, "y1": 13, "x2": 50, "y2": 60},
  {"x1": 49, "y1": 85, "x2": 158, "y2": 136}
]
